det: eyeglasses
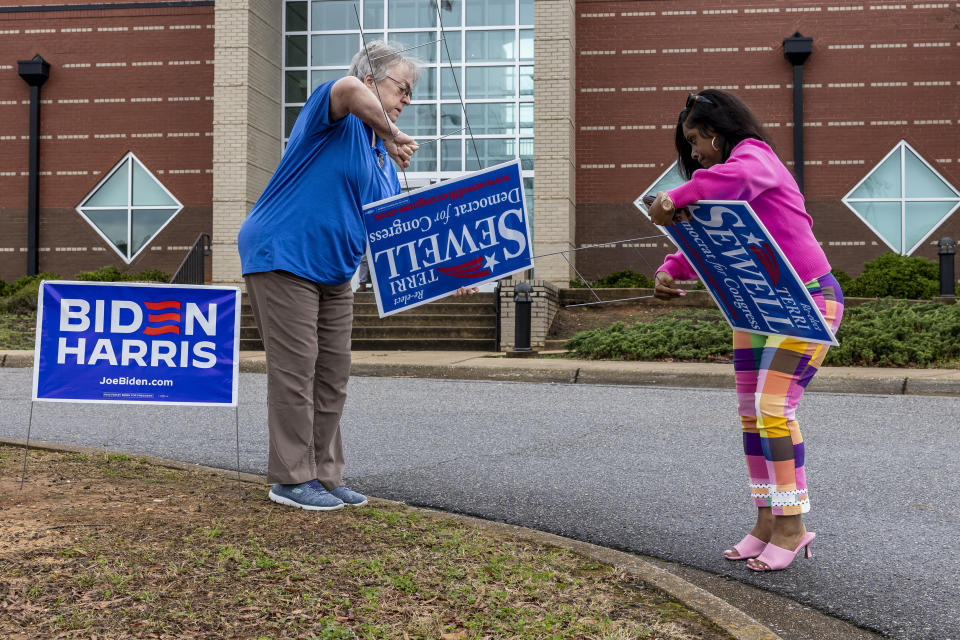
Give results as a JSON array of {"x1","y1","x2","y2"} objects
[
  {"x1": 384, "y1": 75, "x2": 413, "y2": 99},
  {"x1": 685, "y1": 92, "x2": 713, "y2": 110}
]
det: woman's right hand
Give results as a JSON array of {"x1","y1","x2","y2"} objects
[
  {"x1": 653, "y1": 271, "x2": 686, "y2": 300},
  {"x1": 386, "y1": 130, "x2": 419, "y2": 169}
]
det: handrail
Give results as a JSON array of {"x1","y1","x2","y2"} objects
[{"x1": 169, "y1": 233, "x2": 211, "y2": 285}]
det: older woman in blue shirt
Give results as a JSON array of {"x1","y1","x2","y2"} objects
[{"x1": 239, "y1": 41, "x2": 473, "y2": 511}]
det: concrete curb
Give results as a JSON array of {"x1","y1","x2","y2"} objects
[
  {"x1": 2, "y1": 436, "x2": 782, "y2": 640},
  {"x1": 0, "y1": 350, "x2": 34, "y2": 368},
  {"x1": 350, "y1": 361, "x2": 582, "y2": 384},
  {"x1": 345, "y1": 360, "x2": 960, "y2": 396},
  {"x1": 347, "y1": 361, "x2": 746, "y2": 390},
  {"x1": 4, "y1": 349, "x2": 960, "y2": 396}
]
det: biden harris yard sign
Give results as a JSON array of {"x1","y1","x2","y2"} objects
[
  {"x1": 362, "y1": 160, "x2": 533, "y2": 317},
  {"x1": 32, "y1": 281, "x2": 241, "y2": 405},
  {"x1": 634, "y1": 198, "x2": 838, "y2": 346}
]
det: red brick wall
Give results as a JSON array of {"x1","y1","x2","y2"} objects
[
  {"x1": 0, "y1": 2, "x2": 214, "y2": 283},
  {"x1": 575, "y1": 0, "x2": 960, "y2": 280}
]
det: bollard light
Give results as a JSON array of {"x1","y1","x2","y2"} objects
[
  {"x1": 513, "y1": 282, "x2": 533, "y2": 351},
  {"x1": 938, "y1": 237, "x2": 956, "y2": 297}
]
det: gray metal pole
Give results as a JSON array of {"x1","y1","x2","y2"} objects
[
  {"x1": 18, "y1": 55, "x2": 50, "y2": 277},
  {"x1": 792, "y1": 64, "x2": 805, "y2": 194},
  {"x1": 783, "y1": 33, "x2": 813, "y2": 195}
]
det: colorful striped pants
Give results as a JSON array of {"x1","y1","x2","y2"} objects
[{"x1": 733, "y1": 273, "x2": 844, "y2": 516}]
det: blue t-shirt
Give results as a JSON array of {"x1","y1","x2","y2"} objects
[{"x1": 237, "y1": 80, "x2": 401, "y2": 285}]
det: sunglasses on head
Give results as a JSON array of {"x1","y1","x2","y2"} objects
[{"x1": 685, "y1": 92, "x2": 713, "y2": 110}]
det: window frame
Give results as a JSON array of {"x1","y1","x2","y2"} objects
[
  {"x1": 842, "y1": 140, "x2": 960, "y2": 256},
  {"x1": 640, "y1": 161, "x2": 685, "y2": 202},
  {"x1": 75, "y1": 152, "x2": 183, "y2": 264},
  {"x1": 282, "y1": 0, "x2": 533, "y2": 187}
]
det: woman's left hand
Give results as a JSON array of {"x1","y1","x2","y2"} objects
[
  {"x1": 648, "y1": 191, "x2": 674, "y2": 226},
  {"x1": 648, "y1": 191, "x2": 691, "y2": 226},
  {"x1": 454, "y1": 286, "x2": 479, "y2": 296}
]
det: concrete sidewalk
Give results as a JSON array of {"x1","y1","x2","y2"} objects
[{"x1": 4, "y1": 348, "x2": 960, "y2": 396}]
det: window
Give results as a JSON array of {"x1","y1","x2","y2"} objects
[
  {"x1": 76, "y1": 153, "x2": 183, "y2": 263},
  {"x1": 639, "y1": 162, "x2": 685, "y2": 205},
  {"x1": 282, "y1": 0, "x2": 533, "y2": 192},
  {"x1": 843, "y1": 140, "x2": 960, "y2": 255}
]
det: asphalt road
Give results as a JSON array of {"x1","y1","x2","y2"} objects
[{"x1": 1, "y1": 369, "x2": 957, "y2": 640}]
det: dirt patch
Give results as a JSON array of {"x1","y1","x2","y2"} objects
[
  {"x1": 0, "y1": 445, "x2": 732, "y2": 639},
  {"x1": 549, "y1": 301, "x2": 688, "y2": 340}
]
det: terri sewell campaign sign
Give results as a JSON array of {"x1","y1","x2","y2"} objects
[
  {"x1": 634, "y1": 198, "x2": 838, "y2": 346},
  {"x1": 33, "y1": 281, "x2": 241, "y2": 405},
  {"x1": 362, "y1": 160, "x2": 533, "y2": 317}
]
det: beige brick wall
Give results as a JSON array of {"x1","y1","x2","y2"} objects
[
  {"x1": 212, "y1": 0, "x2": 282, "y2": 285},
  {"x1": 533, "y1": 0, "x2": 576, "y2": 286},
  {"x1": 498, "y1": 279, "x2": 560, "y2": 351}
]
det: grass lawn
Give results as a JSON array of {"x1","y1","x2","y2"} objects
[
  {"x1": 1, "y1": 446, "x2": 731, "y2": 640},
  {"x1": 0, "y1": 311, "x2": 35, "y2": 350}
]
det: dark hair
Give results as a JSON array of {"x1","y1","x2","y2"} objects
[{"x1": 674, "y1": 89, "x2": 771, "y2": 179}]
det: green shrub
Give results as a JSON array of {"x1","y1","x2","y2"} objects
[
  {"x1": 4, "y1": 272, "x2": 60, "y2": 295},
  {"x1": 570, "y1": 269, "x2": 656, "y2": 289},
  {"x1": 74, "y1": 265, "x2": 125, "y2": 281},
  {"x1": 564, "y1": 299, "x2": 960, "y2": 368},
  {"x1": 569, "y1": 270, "x2": 709, "y2": 290},
  {"x1": 0, "y1": 278, "x2": 43, "y2": 314},
  {"x1": 568, "y1": 252, "x2": 940, "y2": 298},
  {"x1": 131, "y1": 269, "x2": 171, "y2": 282},
  {"x1": 565, "y1": 309, "x2": 731, "y2": 361},
  {"x1": 842, "y1": 252, "x2": 938, "y2": 299},
  {"x1": 832, "y1": 270, "x2": 855, "y2": 295},
  {"x1": 0, "y1": 273, "x2": 61, "y2": 313},
  {"x1": 824, "y1": 298, "x2": 960, "y2": 367},
  {"x1": 74, "y1": 265, "x2": 170, "y2": 283},
  {"x1": 0, "y1": 266, "x2": 167, "y2": 314}
]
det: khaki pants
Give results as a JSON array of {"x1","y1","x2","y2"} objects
[{"x1": 245, "y1": 270, "x2": 354, "y2": 487}]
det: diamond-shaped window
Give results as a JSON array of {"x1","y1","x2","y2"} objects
[
  {"x1": 639, "y1": 162, "x2": 685, "y2": 202},
  {"x1": 843, "y1": 141, "x2": 960, "y2": 255},
  {"x1": 634, "y1": 161, "x2": 685, "y2": 213},
  {"x1": 76, "y1": 153, "x2": 183, "y2": 263}
]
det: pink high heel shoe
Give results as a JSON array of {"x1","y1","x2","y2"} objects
[
  {"x1": 724, "y1": 534, "x2": 767, "y2": 561},
  {"x1": 748, "y1": 532, "x2": 815, "y2": 571}
]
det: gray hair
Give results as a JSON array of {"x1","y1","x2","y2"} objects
[{"x1": 349, "y1": 40, "x2": 422, "y2": 85}]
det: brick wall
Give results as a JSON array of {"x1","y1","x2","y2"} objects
[
  {"x1": 0, "y1": 2, "x2": 214, "y2": 282},
  {"x1": 6, "y1": 0, "x2": 954, "y2": 291},
  {"x1": 574, "y1": 0, "x2": 960, "y2": 280}
]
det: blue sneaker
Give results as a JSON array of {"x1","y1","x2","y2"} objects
[
  {"x1": 268, "y1": 480, "x2": 344, "y2": 511},
  {"x1": 328, "y1": 484, "x2": 368, "y2": 507}
]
